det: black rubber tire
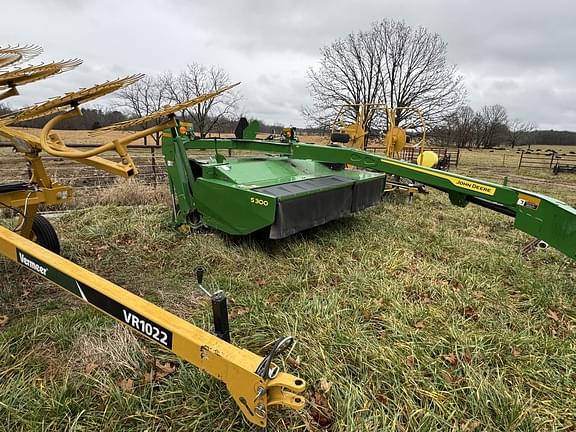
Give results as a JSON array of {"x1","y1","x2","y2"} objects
[
  {"x1": 331, "y1": 132, "x2": 350, "y2": 144},
  {"x1": 32, "y1": 215, "x2": 60, "y2": 255}
]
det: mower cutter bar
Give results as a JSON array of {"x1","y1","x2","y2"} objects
[{"x1": 0, "y1": 225, "x2": 305, "y2": 427}]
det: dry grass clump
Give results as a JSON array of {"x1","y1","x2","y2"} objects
[
  {"x1": 76, "y1": 179, "x2": 170, "y2": 208},
  {"x1": 68, "y1": 325, "x2": 147, "y2": 376}
]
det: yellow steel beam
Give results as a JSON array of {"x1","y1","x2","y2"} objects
[
  {"x1": 0, "y1": 125, "x2": 43, "y2": 146},
  {"x1": 37, "y1": 108, "x2": 182, "y2": 178},
  {"x1": 0, "y1": 115, "x2": 143, "y2": 179},
  {"x1": 0, "y1": 225, "x2": 306, "y2": 427},
  {"x1": 0, "y1": 185, "x2": 72, "y2": 209}
]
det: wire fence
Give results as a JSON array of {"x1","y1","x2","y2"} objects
[
  {"x1": 517, "y1": 150, "x2": 576, "y2": 173},
  {"x1": 0, "y1": 143, "x2": 168, "y2": 188},
  {"x1": 0, "y1": 140, "x2": 467, "y2": 194},
  {"x1": 365, "y1": 145, "x2": 460, "y2": 168}
]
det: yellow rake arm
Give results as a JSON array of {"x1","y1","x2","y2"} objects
[
  {"x1": 0, "y1": 75, "x2": 145, "y2": 178},
  {"x1": 91, "y1": 81, "x2": 241, "y2": 134},
  {"x1": 0, "y1": 44, "x2": 42, "y2": 68},
  {"x1": 1, "y1": 74, "x2": 144, "y2": 125},
  {"x1": 0, "y1": 59, "x2": 82, "y2": 101}
]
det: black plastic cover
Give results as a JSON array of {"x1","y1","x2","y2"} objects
[
  {"x1": 352, "y1": 178, "x2": 386, "y2": 212},
  {"x1": 254, "y1": 175, "x2": 385, "y2": 239}
]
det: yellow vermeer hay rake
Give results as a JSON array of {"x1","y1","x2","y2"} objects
[{"x1": 0, "y1": 45, "x2": 305, "y2": 427}]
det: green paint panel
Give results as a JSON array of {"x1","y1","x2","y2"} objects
[
  {"x1": 206, "y1": 158, "x2": 385, "y2": 188},
  {"x1": 214, "y1": 158, "x2": 314, "y2": 186},
  {"x1": 192, "y1": 179, "x2": 277, "y2": 235},
  {"x1": 162, "y1": 131, "x2": 576, "y2": 259}
]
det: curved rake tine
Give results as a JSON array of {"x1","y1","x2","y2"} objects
[
  {"x1": 2, "y1": 74, "x2": 144, "y2": 125},
  {"x1": 0, "y1": 59, "x2": 83, "y2": 102},
  {"x1": 0, "y1": 59, "x2": 83, "y2": 89},
  {"x1": 0, "y1": 44, "x2": 43, "y2": 68}
]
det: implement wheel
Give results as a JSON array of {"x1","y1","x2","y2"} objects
[
  {"x1": 331, "y1": 132, "x2": 350, "y2": 144},
  {"x1": 31, "y1": 215, "x2": 60, "y2": 255}
]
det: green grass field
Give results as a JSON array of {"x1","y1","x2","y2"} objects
[{"x1": 1, "y1": 149, "x2": 575, "y2": 431}]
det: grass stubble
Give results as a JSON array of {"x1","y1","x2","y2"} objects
[{"x1": 0, "y1": 158, "x2": 575, "y2": 431}]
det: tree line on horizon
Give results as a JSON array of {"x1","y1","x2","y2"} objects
[
  {"x1": 1, "y1": 19, "x2": 574, "y2": 147},
  {"x1": 2, "y1": 101, "x2": 573, "y2": 147}
]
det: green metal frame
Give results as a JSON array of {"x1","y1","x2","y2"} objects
[{"x1": 162, "y1": 131, "x2": 576, "y2": 260}]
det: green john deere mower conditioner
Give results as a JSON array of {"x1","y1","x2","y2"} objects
[{"x1": 162, "y1": 119, "x2": 576, "y2": 260}]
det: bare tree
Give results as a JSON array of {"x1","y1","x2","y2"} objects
[
  {"x1": 164, "y1": 64, "x2": 240, "y2": 138},
  {"x1": 507, "y1": 118, "x2": 536, "y2": 148},
  {"x1": 304, "y1": 19, "x2": 465, "y2": 134},
  {"x1": 454, "y1": 105, "x2": 475, "y2": 147},
  {"x1": 474, "y1": 104, "x2": 508, "y2": 148},
  {"x1": 376, "y1": 20, "x2": 465, "y2": 128},
  {"x1": 435, "y1": 105, "x2": 539, "y2": 149},
  {"x1": 436, "y1": 105, "x2": 476, "y2": 148},
  {"x1": 115, "y1": 75, "x2": 170, "y2": 145},
  {"x1": 304, "y1": 28, "x2": 384, "y2": 131}
]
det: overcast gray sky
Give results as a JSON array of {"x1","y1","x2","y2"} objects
[{"x1": 2, "y1": 0, "x2": 575, "y2": 130}]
